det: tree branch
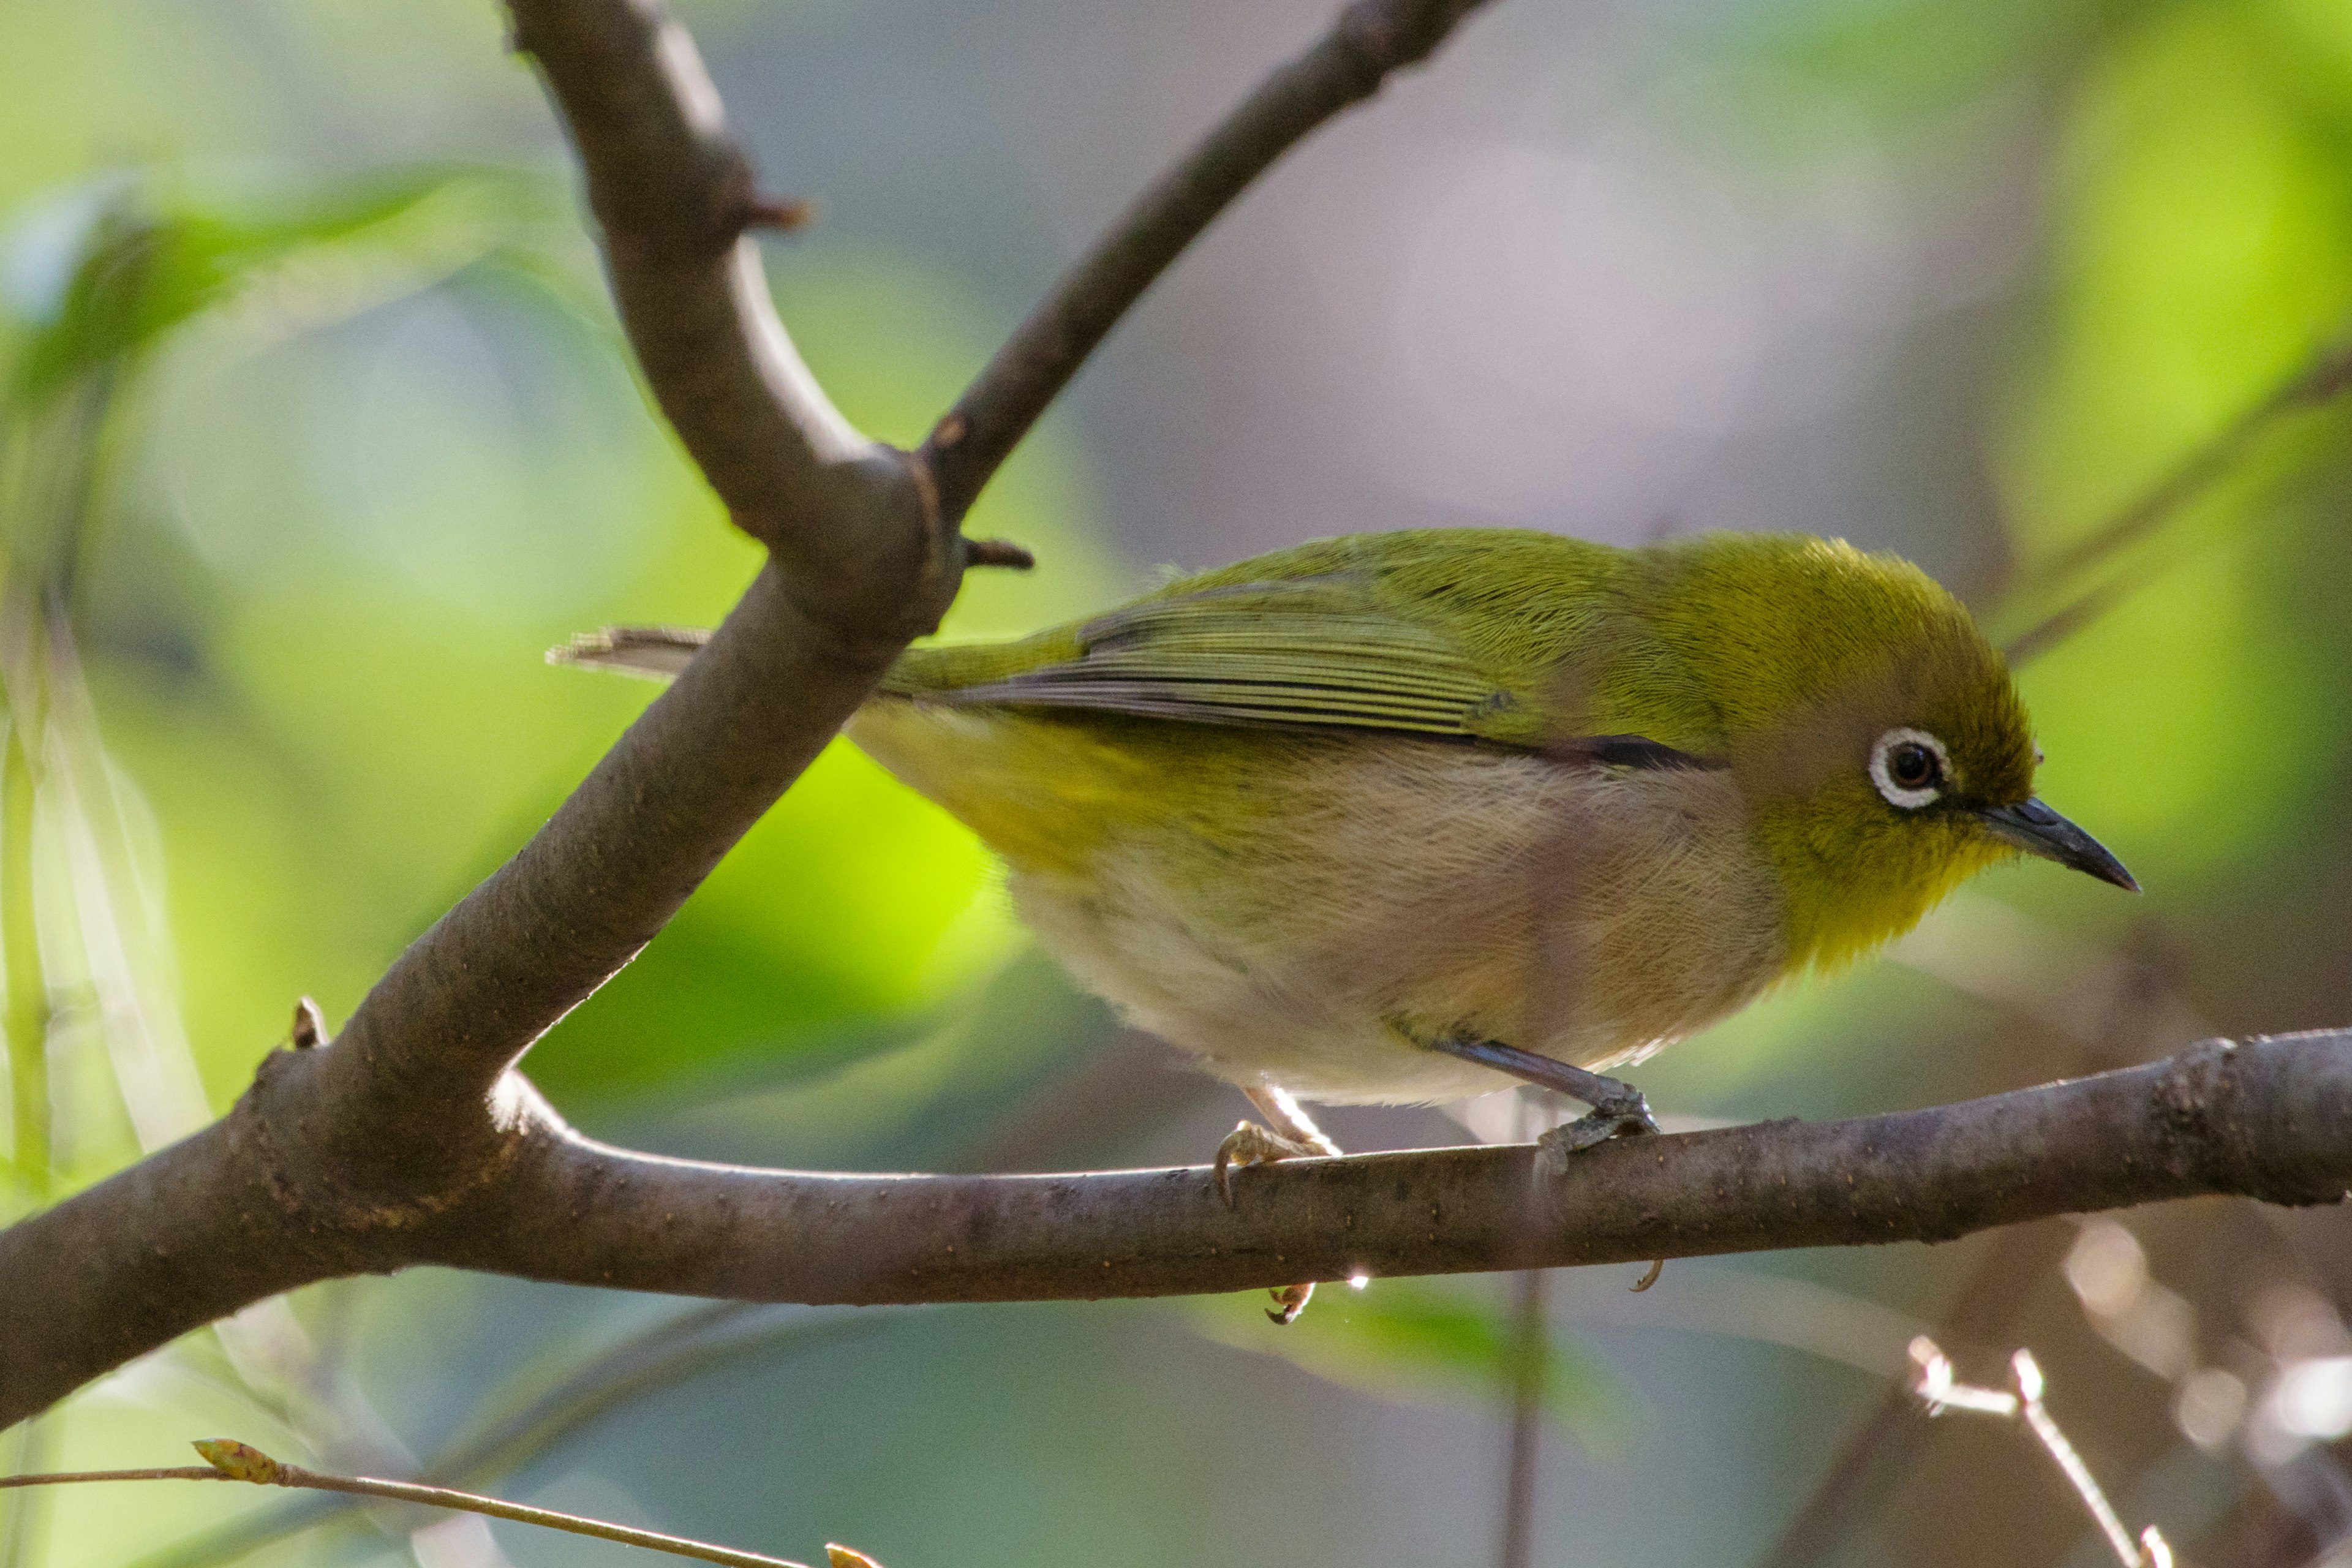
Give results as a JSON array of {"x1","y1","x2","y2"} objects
[
  {"x1": 7, "y1": 1033, "x2": 2349, "y2": 1426},
  {"x1": 918, "y1": 0, "x2": 1496, "y2": 525}
]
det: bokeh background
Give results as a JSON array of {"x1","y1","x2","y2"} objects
[{"x1": 3, "y1": 0, "x2": 2351, "y2": 1563}]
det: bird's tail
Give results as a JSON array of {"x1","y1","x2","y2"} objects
[
  {"x1": 549, "y1": 625, "x2": 961, "y2": 694},
  {"x1": 546, "y1": 625, "x2": 711, "y2": 681}
]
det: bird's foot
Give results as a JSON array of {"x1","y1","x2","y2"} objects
[
  {"x1": 1215, "y1": 1085, "x2": 1345, "y2": 1325},
  {"x1": 1528, "y1": 1071, "x2": 1666, "y2": 1289},
  {"x1": 1212, "y1": 1121, "x2": 1324, "y2": 1207},
  {"x1": 1415, "y1": 1035, "x2": 1668, "y2": 1286},
  {"x1": 1532, "y1": 1075, "x2": 1659, "y2": 1175}
]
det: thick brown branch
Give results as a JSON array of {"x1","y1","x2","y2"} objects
[
  {"x1": 6, "y1": 1033, "x2": 2346, "y2": 1427},
  {"x1": 918, "y1": 0, "x2": 1497, "y2": 525}
]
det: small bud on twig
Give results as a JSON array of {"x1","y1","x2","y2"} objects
[
  {"x1": 740, "y1": 195, "x2": 813, "y2": 233},
  {"x1": 193, "y1": 1438, "x2": 284, "y2": 1485},
  {"x1": 965, "y1": 537, "x2": 1036, "y2": 571}
]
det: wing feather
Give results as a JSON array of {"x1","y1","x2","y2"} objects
[{"x1": 912, "y1": 576, "x2": 1504, "y2": 737}]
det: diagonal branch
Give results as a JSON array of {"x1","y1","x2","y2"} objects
[
  {"x1": 507, "y1": 0, "x2": 901, "y2": 560},
  {"x1": 919, "y1": 0, "x2": 1497, "y2": 525},
  {"x1": 2000, "y1": 331, "x2": 2352, "y2": 666}
]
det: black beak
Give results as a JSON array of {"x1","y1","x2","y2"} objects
[{"x1": 1975, "y1": 798, "x2": 2139, "y2": 892}]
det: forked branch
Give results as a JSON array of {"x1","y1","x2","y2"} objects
[{"x1": 0, "y1": 0, "x2": 1509, "y2": 1427}]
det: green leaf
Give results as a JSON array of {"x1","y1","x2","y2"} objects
[{"x1": 6, "y1": 167, "x2": 551, "y2": 412}]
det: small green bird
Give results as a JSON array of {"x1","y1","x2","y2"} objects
[{"x1": 562, "y1": 527, "x2": 2132, "y2": 1221}]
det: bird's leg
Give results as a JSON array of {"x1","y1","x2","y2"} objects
[
  {"x1": 1213, "y1": 1084, "x2": 1343, "y2": 1326},
  {"x1": 1425, "y1": 1036, "x2": 1661, "y2": 1175}
]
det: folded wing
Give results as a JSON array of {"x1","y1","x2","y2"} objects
[{"x1": 889, "y1": 576, "x2": 1517, "y2": 737}]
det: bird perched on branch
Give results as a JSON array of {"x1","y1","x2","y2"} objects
[{"x1": 559, "y1": 529, "x2": 2135, "y2": 1315}]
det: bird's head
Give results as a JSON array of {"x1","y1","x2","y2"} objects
[{"x1": 1644, "y1": 535, "x2": 2136, "y2": 972}]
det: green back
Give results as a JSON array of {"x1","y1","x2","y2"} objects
[{"x1": 884, "y1": 528, "x2": 2013, "y2": 766}]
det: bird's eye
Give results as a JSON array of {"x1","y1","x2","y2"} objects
[
  {"x1": 1869, "y1": 727, "x2": 1949, "y2": 810},
  {"x1": 1888, "y1": 744, "x2": 1937, "y2": 789}
]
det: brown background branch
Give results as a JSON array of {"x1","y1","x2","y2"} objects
[{"x1": 919, "y1": 0, "x2": 1494, "y2": 524}]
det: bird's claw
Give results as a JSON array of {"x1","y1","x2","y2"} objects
[
  {"x1": 1266, "y1": 1283, "x2": 1315, "y2": 1325},
  {"x1": 1212, "y1": 1119, "x2": 1326, "y2": 1325},
  {"x1": 1531, "y1": 1081, "x2": 1659, "y2": 1183},
  {"x1": 1212, "y1": 1120, "x2": 1321, "y2": 1208},
  {"x1": 1531, "y1": 1080, "x2": 1667, "y2": 1287}
]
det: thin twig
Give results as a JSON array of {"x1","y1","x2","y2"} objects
[
  {"x1": 2010, "y1": 1351, "x2": 2146, "y2": 1567},
  {"x1": 2002, "y1": 563, "x2": 2160, "y2": 668},
  {"x1": 919, "y1": 0, "x2": 1496, "y2": 524},
  {"x1": 127, "y1": 1309, "x2": 883, "y2": 1568},
  {"x1": 1907, "y1": 1339, "x2": 2173, "y2": 1568},
  {"x1": 1754, "y1": 1224, "x2": 2070, "y2": 1568},
  {"x1": 2039, "y1": 336, "x2": 2352, "y2": 587},
  {"x1": 1498, "y1": 1264, "x2": 1548, "y2": 1568},
  {"x1": 0, "y1": 1467, "x2": 222, "y2": 1488},
  {"x1": 4, "y1": 1439, "x2": 834, "y2": 1568},
  {"x1": 2001, "y1": 332, "x2": 2352, "y2": 664}
]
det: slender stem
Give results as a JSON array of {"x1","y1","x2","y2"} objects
[
  {"x1": 2, "y1": 1442, "x2": 823, "y2": 1568},
  {"x1": 125, "y1": 1315, "x2": 891, "y2": 1568},
  {"x1": 1753, "y1": 1225, "x2": 2073, "y2": 1568},
  {"x1": 2, "y1": 712, "x2": 48, "y2": 1202},
  {"x1": 0, "y1": 1467, "x2": 221, "y2": 1489},
  {"x1": 0, "y1": 1419, "x2": 58, "y2": 1568},
  {"x1": 1497, "y1": 1264, "x2": 1547, "y2": 1568},
  {"x1": 254, "y1": 1466, "x2": 813, "y2": 1568},
  {"x1": 1904, "y1": 1343, "x2": 2167, "y2": 1568},
  {"x1": 919, "y1": 0, "x2": 1496, "y2": 525},
  {"x1": 2036, "y1": 336, "x2": 2352, "y2": 588},
  {"x1": 2010, "y1": 1352, "x2": 2146, "y2": 1568}
]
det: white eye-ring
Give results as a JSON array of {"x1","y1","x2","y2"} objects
[{"x1": 1870, "y1": 727, "x2": 1950, "y2": 810}]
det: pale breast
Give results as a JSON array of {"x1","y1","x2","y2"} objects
[{"x1": 1003, "y1": 735, "x2": 1789, "y2": 1105}]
